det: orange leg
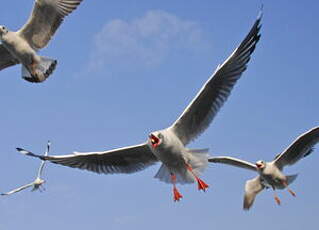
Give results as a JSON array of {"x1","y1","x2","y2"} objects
[
  {"x1": 272, "y1": 188, "x2": 281, "y2": 206},
  {"x1": 171, "y1": 174, "x2": 183, "y2": 202},
  {"x1": 283, "y1": 181, "x2": 296, "y2": 197},
  {"x1": 30, "y1": 59, "x2": 38, "y2": 77},
  {"x1": 274, "y1": 195, "x2": 281, "y2": 205},
  {"x1": 186, "y1": 164, "x2": 209, "y2": 191}
]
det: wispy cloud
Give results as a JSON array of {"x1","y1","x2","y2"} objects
[{"x1": 89, "y1": 10, "x2": 207, "y2": 73}]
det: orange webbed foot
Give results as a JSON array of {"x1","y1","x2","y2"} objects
[
  {"x1": 173, "y1": 187, "x2": 183, "y2": 202},
  {"x1": 197, "y1": 178, "x2": 209, "y2": 191},
  {"x1": 288, "y1": 189, "x2": 296, "y2": 197}
]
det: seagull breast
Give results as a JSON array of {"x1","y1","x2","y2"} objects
[{"x1": 148, "y1": 129, "x2": 186, "y2": 168}]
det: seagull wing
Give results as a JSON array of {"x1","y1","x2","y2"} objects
[
  {"x1": 1, "y1": 182, "x2": 34, "y2": 196},
  {"x1": 0, "y1": 44, "x2": 19, "y2": 70},
  {"x1": 273, "y1": 126, "x2": 319, "y2": 169},
  {"x1": 170, "y1": 13, "x2": 262, "y2": 145},
  {"x1": 18, "y1": 0, "x2": 83, "y2": 50},
  {"x1": 19, "y1": 143, "x2": 158, "y2": 174},
  {"x1": 37, "y1": 140, "x2": 51, "y2": 178},
  {"x1": 209, "y1": 156, "x2": 257, "y2": 172},
  {"x1": 243, "y1": 176, "x2": 264, "y2": 210},
  {"x1": 37, "y1": 161, "x2": 46, "y2": 178}
]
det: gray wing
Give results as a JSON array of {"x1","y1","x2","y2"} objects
[
  {"x1": 170, "y1": 13, "x2": 262, "y2": 145},
  {"x1": 243, "y1": 176, "x2": 264, "y2": 210},
  {"x1": 18, "y1": 0, "x2": 83, "y2": 50},
  {"x1": 209, "y1": 156, "x2": 257, "y2": 172},
  {"x1": 19, "y1": 143, "x2": 158, "y2": 174},
  {"x1": 273, "y1": 126, "x2": 319, "y2": 169},
  {"x1": 0, "y1": 44, "x2": 19, "y2": 71},
  {"x1": 1, "y1": 182, "x2": 34, "y2": 196}
]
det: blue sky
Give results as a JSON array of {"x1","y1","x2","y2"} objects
[{"x1": 1, "y1": 0, "x2": 318, "y2": 229}]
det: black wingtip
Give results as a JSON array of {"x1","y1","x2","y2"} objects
[{"x1": 258, "y1": 4, "x2": 264, "y2": 20}]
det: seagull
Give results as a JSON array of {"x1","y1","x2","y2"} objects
[
  {"x1": 2, "y1": 141, "x2": 50, "y2": 196},
  {"x1": 209, "y1": 126, "x2": 319, "y2": 210},
  {"x1": 0, "y1": 0, "x2": 83, "y2": 83},
  {"x1": 19, "y1": 12, "x2": 262, "y2": 201}
]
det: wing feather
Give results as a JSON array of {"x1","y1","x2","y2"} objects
[
  {"x1": 1, "y1": 182, "x2": 34, "y2": 196},
  {"x1": 274, "y1": 126, "x2": 319, "y2": 169},
  {"x1": 0, "y1": 44, "x2": 19, "y2": 70},
  {"x1": 170, "y1": 13, "x2": 262, "y2": 145},
  {"x1": 208, "y1": 156, "x2": 257, "y2": 172},
  {"x1": 18, "y1": 0, "x2": 83, "y2": 50},
  {"x1": 19, "y1": 143, "x2": 159, "y2": 175},
  {"x1": 243, "y1": 176, "x2": 264, "y2": 210}
]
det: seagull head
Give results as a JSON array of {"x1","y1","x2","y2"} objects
[
  {"x1": 148, "y1": 132, "x2": 162, "y2": 149},
  {"x1": 255, "y1": 160, "x2": 266, "y2": 170},
  {"x1": 35, "y1": 177, "x2": 45, "y2": 185},
  {"x1": 0, "y1": 25, "x2": 8, "y2": 37}
]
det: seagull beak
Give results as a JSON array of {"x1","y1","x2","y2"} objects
[
  {"x1": 149, "y1": 134, "x2": 160, "y2": 148},
  {"x1": 255, "y1": 163, "x2": 262, "y2": 169}
]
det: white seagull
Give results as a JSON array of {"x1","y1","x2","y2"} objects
[
  {"x1": 209, "y1": 126, "x2": 319, "y2": 210},
  {"x1": 19, "y1": 13, "x2": 262, "y2": 201},
  {"x1": 2, "y1": 141, "x2": 51, "y2": 196},
  {"x1": 0, "y1": 0, "x2": 83, "y2": 83}
]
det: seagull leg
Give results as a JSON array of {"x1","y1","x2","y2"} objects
[
  {"x1": 283, "y1": 181, "x2": 296, "y2": 197},
  {"x1": 272, "y1": 187, "x2": 281, "y2": 205},
  {"x1": 30, "y1": 59, "x2": 38, "y2": 78},
  {"x1": 171, "y1": 173, "x2": 183, "y2": 202},
  {"x1": 186, "y1": 164, "x2": 209, "y2": 191}
]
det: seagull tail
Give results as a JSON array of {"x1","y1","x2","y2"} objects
[
  {"x1": 22, "y1": 56, "x2": 57, "y2": 83},
  {"x1": 286, "y1": 174, "x2": 298, "y2": 185},
  {"x1": 187, "y1": 148, "x2": 209, "y2": 173},
  {"x1": 154, "y1": 148, "x2": 210, "y2": 185},
  {"x1": 16, "y1": 148, "x2": 46, "y2": 160}
]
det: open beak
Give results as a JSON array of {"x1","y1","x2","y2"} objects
[
  {"x1": 149, "y1": 134, "x2": 160, "y2": 148},
  {"x1": 255, "y1": 163, "x2": 262, "y2": 169}
]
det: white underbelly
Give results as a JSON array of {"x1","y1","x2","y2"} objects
[{"x1": 154, "y1": 148, "x2": 186, "y2": 169}]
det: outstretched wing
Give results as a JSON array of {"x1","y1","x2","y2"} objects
[
  {"x1": 37, "y1": 141, "x2": 51, "y2": 178},
  {"x1": 37, "y1": 161, "x2": 47, "y2": 178},
  {"x1": 274, "y1": 126, "x2": 319, "y2": 169},
  {"x1": 1, "y1": 182, "x2": 34, "y2": 196},
  {"x1": 18, "y1": 143, "x2": 159, "y2": 174},
  {"x1": 209, "y1": 156, "x2": 257, "y2": 172},
  {"x1": 243, "y1": 176, "x2": 264, "y2": 210},
  {"x1": 170, "y1": 12, "x2": 262, "y2": 145},
  {"x1": 0, "y1": 44, "x2": 19, "y2": 71},
  {"x1": 18, "y1": 0, "x2": 83, "y2": 50}
]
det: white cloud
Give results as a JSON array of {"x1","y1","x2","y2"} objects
[{"x1": 89, "y1": 10, "x2": 206, "y2": 72}]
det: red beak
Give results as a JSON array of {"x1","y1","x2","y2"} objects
[
  {"x1": 256, "y1": 163, "x2": 262, "y2": 168},
  {"x1": 149, "y1": 134, "x2": 160, "y2": 148}
]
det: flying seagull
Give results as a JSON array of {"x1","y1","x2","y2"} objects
[
  {"x1": 209, "y1": 126, "x2": 319, "y2": 210},
  {"x1": 0, "y1": 0, "x2": 83, "y2": 83},
  {"x1": 19, "y1": 12, "x2": 262, "y2": 201},
  {"x1": 2, "y1": 141, "x2": 50, "y2": 196}
]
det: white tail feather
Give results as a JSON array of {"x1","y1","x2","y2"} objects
[{"x1": 154, "y1": 148, "x2": 209, "y2": 184}]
